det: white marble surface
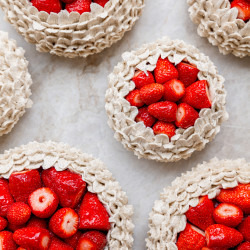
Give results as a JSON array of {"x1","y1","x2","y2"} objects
[{"x1": 0, "y1": 1, "x2": 250, "y2": 249}]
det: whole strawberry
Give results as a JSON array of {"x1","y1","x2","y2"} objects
[
  {"x1": 0, "y1": 216, "x2": 7, "y2": 231},
  {"x1": 152, "y1": 121, "x2": 176, "y2": 138},
  {"x1": 0, "y1": 231, "x2": 17, "y2": 250},
  {"x1": 238, "y1": 216, "x2": 250, "y2": 241},
  {"x1": 93, "y1": 0, "x2": 109, "y2": 7},
  {"x1": 31, "y1": 0, "x2": 62, "y2": 14},
  {"x1": 66, "y1": 0, "x2": 92, "y2": 14},
  {"x1": 27, "y1": 216, "x2": 48, "y2": 229},
  {"x1": 139, "y1": 83, "x2": 165, "y2": 105},
  {"x1": 176, "y1": 62, "x2": 199, "y2": 87},
  {"x1": 135, "y1": 107, "x2": 156, "y2": 127},
  {"x1": 64, "y1": 231, "x2": 82, "y2": 248},
  {"x1": 49, "y1": 237, "x2": 74, "y2": 250},
  {"x1": 0, "y1": 178, "x2": 14, "y2": 217},
  {"x1": 132, "y1": 70, "x2": 155, "y2": 89},
  {"x1": 237, "y1": 242, "x2": 250, "y2": 250}
]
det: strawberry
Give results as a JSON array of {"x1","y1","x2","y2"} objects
[
  {"x1": 148, "y1": 101, "x2": 177, "y2": 122},
  {"x1": 176, "y1": 62, "x2": 199, "y2": 87},
  {"x1": 27, "y1": 216, "x2": 48, "y2": 229},
  {"x1": 216, "y1": 184, "x2": 250, "y2": 214},
  {"x1": 135, "y1": 107, "x2": 156, "y2": 127},
  {"x1": 49, "y1": 208, "x2": 79, "y2": 239},
  {"x1": 231, "y1": 0, "x2": 250, "y2": 21},
  {"x1": 49, "y1": 237, "x2": 73, "y2": 250},
  {"x1": 154, "y1": 57, "x2": 178, "y2": 84},
  {"x1": 185, "y1": 195, "x2": 215, "y2": 231},
  {"x1": 125, "y1": 89, "x2": 144, "y2": 108},
  {"x1": 176, "y1": 223, "x2": 206, "y2": 250},
  {"x1": 79, "y1": 192, "x2": 110, "y2": 231},
  {"x1": 61, "y1": 0, "x2": 75, "y2": 4},
  {"x1": 213, "y1": 203, "x2": 243, "y2": 227},
  {"x1": 181, "y1": 80, "x2": 212, "y2": 109},
  {"x1": 7, "y1": 202, "x2": 31, "y2": 226},
  {"x1": 205, "y1": 224, "x2": 244, "y2": 248},
  {"x1": 76, "y1": 231, "x2": 107, "y2": 250},
  {"x1": 41, "y1": 167, "x2": 86, "y2": 208},
  {"x1": 93, "y1": 0, "x2": 109, "y2": 7},
  {"x1": 13, "y1": 227, "x2": 51, "y2": 250},
  {"x1": 0, "y1": 231, "x2": 17, "y2": 250},
  {"x1": 132, "y1": 70, "x2": 155, "y2": 89},
  {"x1": 0, "y1": 178, "x2": 14, "y2": 217},
  {"x1": 176, "y1": 103, "x2": 199, "y2": 129},
  {"x1": 238, "y1": 216, "x2": 250, "y2": 241},
  {"x1": 9, "y1": 170, "x2": 42, "y2": 203},
  {"x1": 237, "y1": 242, "x2": 250, "y2": 250},
  {"x1": 65, "y1": 0, "x2": 91, "y2": 14},
  {"x1": 17, "y1": 248, "x2": 27, "y2": 250},
  {"x1": 64, "y1": 231, "x2": 82, "y2": 248},
  {"x1": 31, "y1": 0, "x2": 62, "y2": 14},
  {"x1": 0, "y1": 217, "x2": 7, "y2": 231},
  {"x1": 8, "y1": 223, "x2": 26, "y2": 232},
  {"x1": 139, "y1": 83, "x2": 165, "y2": 105},
  {"x1": 163, "y1": 79, "x2": 185, "y2": 102},
  {"x1": 202, "y1": 247, "x2": 227, "y2": 250},
  {"x1": 152, "y1": 121, "x2": 176, "y2": 138}
]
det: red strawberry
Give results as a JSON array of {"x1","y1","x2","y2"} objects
[
  {"x1": 64, "y1": 231, "x2": 82, "y2": 248},
  {"x1": 205, "y1": 224, "x2": 243, "y2": 248},
  {"x1": 49, "y1": 208, "x2": 79, "y2": 239},
  {"x1": 176, "y1": 223, "x2": 206, "y2": 250},
  {"x1": 132, "y1": 70, "x2": 155, "y2": 89},
  {"x1": 41, "y1": 167, "x2": 86, "y2": 208},
  {"x1": 9, "y1": 170, "x2": 42, "y2": 203},
  {"x1": 79, "y1": 192, "x2": 110, "y2": 231},
  {"x1": 61, "y1": 0, "x2": 75, "y2": 4},
  {"x1": 216, "y1": 184, "x2": 250, "y2": 214},
  {"x1": 65, "y1": 0, "x2": 91, "y2": 14},
  {"x1": 231, "y1": 0, "x2": 250, "y2": 21},
  {"x1": 213, "y1": 203, "x2": 243, "y2": 227},
  {"x1": 148, "y1": 101, "x2": 177, "y2": 122},
  {"x1": 8, "y1": 223, "x2": 26, "y2": 232},
  {"x1": 13, "y1": 227, "x2": 51, "y2": 250},
  {"x1": 17, "y1": 248, "x2": 27, "y2": 250},
  {"x1": 202, "y1": 247, "x2": 227, "y2": 250},
  {"x1": 31, "y1": 0, "x2": 62, "y2": 14},
  {"x1": 0, "y1": 178, "x2": 14, "y2": 217},
  {"x1": 0, "y1": 216, "x2": 7, "y2": 231},
  {"x1": 125, "y1": 89, "x2": 144, "y2": 108},
  {"x1": 176, "y1": 103, "x2": 199, "y2": 129},
  {"x1": 163, "y1": 79, "x2": 185, "y2": 102},
  {"x1": 0, "y1": 231, "x2": 17, "y2": 250},
  {"x1": 27, "y1": 216, "x2": 48, "y2": 229},
  {"x1": 135, "y1": 107, "x2": 156, "y2": 127},
  {"x1": 152, "y1": 121, "x2": 176, "y2": 138},
  {"x1": 28, "y1": 187, "x2": 59, "y2": 218},
  {"x1": 93, "y1": 0, "x2": 109, "y2": 7},
  {"x1": 49, "y1": 237, "x2": 73, "y2": 250},
  {"x1": 238, "y1": 242, "x2": 250, "y2": 250},
  {"x1": 185, "y1": 195, "x2": 215, "y2": 231},
  {"x1": 238, "y1": 216, "x2": 250, "y2": 241},
  {"x1": 154, "y1": 57, "x2": 178, "y2": 84},
  {"x1": 7, "y1": 202, "x2": 31, "y2": 226},
  {"x1": 181, "y1": 80, "x2": 212, "y2": 109},
  {"x1": 76, "y1": 231, "x2": 107, "y2": 250},
  {"x1": 139, "y1": 83, "x2": 165, "y2": 105},
  {"x1": 176, "y1": 62, "x2": 199, "y2": 87}
]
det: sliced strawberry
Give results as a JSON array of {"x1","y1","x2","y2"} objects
[
  {"x1": 181, "y1": 80, "x2": 212, "y2": 109},
  {"x1": 125, "y1": 89, "x2": 144, "y2": 108},
  {"x1": 93, "y1": 0, "x2": 109, "y2": 7},
  {"x1": 154, "y1": 57, "x2": 178, "y2": 84},
  {"x1": 237, "y1": 242, "x2": 250, "y2": 250},
  {"x1": 49, "y1": 208, "x2": 79, "y2": 239},
  {"x1": 0, "y1": 216, "x2": 7, "y2": 231},
  {"x1": 76, "y1": 231, "x2": 107, "y2": 250},
  {"x1": 175, "y1": 103, "x2": 199, "y2": 129},
  {"x1": 139, "y1": 83, "x2": 165, "y2": 105},
  {"x1": 79, "y1": 192, "x2": 110, "y2": 231},
  {"x1": 185, "y1": 195, "x2": 215, "y2": 231},
  {"x1": 9, "y1": 170, "x2": 42, "y2": 203},
  {"x1": 238, "y1": 216, "x2": 250, "y2": 241},
  {"x1": 176, "y1": 223, "x2": 206, "y2": 250},
  {"x1": 64, "y1": 231, "x2": 82, "y2": 248},
  {"x1": 132, "y1": 70, "x2": 155, "y2": 89},
  {"x1": 31, "y1": 0, "x2": 62, "y2": 13},
  {"x1": 0, "y1": 178, "x2": 14, "y2": 217},
  {"x1": 176, "y1": 62, "x2": 199, "y2": 87},
  {"x1": 205, "y1": 224, "x2": 243, "y2": 248},
  {"x1": 41, "y1": 167, "x2": 86, "y2": 208},
  {"x1": 65, "y1": 0, "x2": 91, "y2": 14},
  {"x1": 216, "y1": 184, "x2": 250, "y2": 214},
  {"x1": 0, "y1": 231, "x2": 17, "y2": 250},
  {"x1": 49, "y1": 237, "x2": 73, "y2": 250},
  {"x1": 135, "y1": 107, "x2": 156, "y2": 127},
  {"x1": 13, "y1": 227, "x2": 51, "y2": 250},
  {"x1": 148, "y1": 101, "x2": 177, "y2": 122},
  {"x1": 231, "y1": 0, "x2": 250, "y2": 21},
  {"x1": 152, "y1": 121, "x2": 176, "y2": 138},
  {"x1": 163, "y1": 79, "x2": 185, "y2": 102}
]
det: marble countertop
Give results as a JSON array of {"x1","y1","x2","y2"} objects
[{"x1": 1, "y1": 0, "x2": 250, "y2": 249}]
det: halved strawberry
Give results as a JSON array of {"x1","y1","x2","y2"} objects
[
  {"x1": 176, "y1": 62, "x2": 199, "y2": 87},
  {"x1": 0, "y1": 231, "x2": 17, "y2": 250},
  {"x1": 76, "y1": 231, "x2": 107, "y2": 250},
  {"x1": 175, "y1": 103, "x2": 199, "y2": 129},
  {"x1": 231, "y1": 0, "x2": 250, "y2": 21},
  {"x1": 163, "y1": 79, "x2": 185, "y2": 102},
  {"x1": 79, "y1": 192, "x2": 110, "y2": 231},
  {"x1": 49, "y1": 208, "x2": 79, "y2": 239},
  {"x1": 27, "y1": 216, "x2": 48, "y2": 229},
  {"x1": 0, "y1": 216, "x2": 7, "y2": 231},
  {"x1": 125, "y1": 89, "x2": 144, "y2": 107},
  {"x1": 41, "y1": 167, "x2": 86, "y2": 208},
  {"x1": 49, "y1": 237, "x2": 74, "y2": 250},
  {"x1": 64, "y1": 231, "x2": 82, "y2": 248},
  {"x1": 65, "y1": 0, "x2": 91, "y2": 14},
  {"x1": 132, "y1": 70, "x2": 155, "y2": 89},
  {"x1": 237, "y1": 242, "x2": 250, "y2": 250},
  {"x1": 139, "y1": 83, "x2": 165, "y2": 105},
  {"x1": 93, "y1": 0, "x2": 109, "y2": 7},
  {"x1": 238, "y1": 216, "x2": 250, "y2": 241},
  {"x1": 154, "y1": 57, "x2": 178, "y2": 84},
  {"x1": 0, "y1": 178, "x2": 14, "y2": 217},
  {"x1": 135, "y1": 107, "x2": 156, "y2": 127},
  {"x1": 152, "y1": 121, "x2": 176, "y2": 138},
  {"x1": 9, "y1": 170, "x2": 42, "y2": 203},
  {"x1": 31, "y1": 0, "x2": 62, "y2": 14}
]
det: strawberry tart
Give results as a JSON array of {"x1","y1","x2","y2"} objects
[
  {"x1": 0, "y1": 0, "x2": 144, "y2": 58},
  {"x1": 0, "y1": 141, "x2": 134, "y2": 249},
  {"x1": 146, "y1": 158, "x2": 250, "y2": 249},
  {"x1": 188, "y1": 0, "x2": 250, "y2": 58},
  {"x1": 0, "y1": 31, "x2": 32, "y2": 137},
  {"x1": 105, "y1": 37, "x2": 228, "y2": 163}
]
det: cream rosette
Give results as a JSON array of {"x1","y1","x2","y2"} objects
[
  {"x1": 0, "y1": 31, "x2": 32, "y2": 137},
  {"x1": 105, "y1": 37, "x2": 228, "y2": 163},
  {"x1": 146, "y1": 158, "x2": 250, "y2": 249},
  {"x1": 0, "y1": 141, "x2": 134, "y2": 249},
  {"x1": 188, "y1": 0, "x2": 250, "y2": 58},
  {"x1": 0, "y1": 0, "x2": 144, "y2": 58}
]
